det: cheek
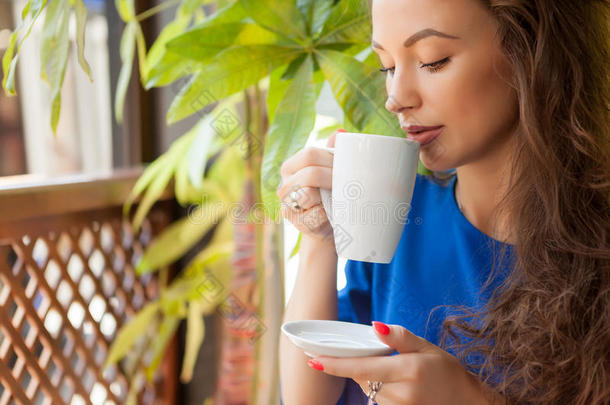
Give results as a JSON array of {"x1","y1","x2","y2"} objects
[{"x1": 435, "y1": 56, "x2": 517, "y2": 138}]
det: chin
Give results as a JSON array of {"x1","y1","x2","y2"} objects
[{"x1": 419, "y1": 144, "x2": 455, "y2": 172}]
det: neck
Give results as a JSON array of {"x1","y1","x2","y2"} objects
[{"x1": 455, "y1": 138, "x2": 515, "y2": 244}]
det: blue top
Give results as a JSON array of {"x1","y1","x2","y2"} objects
[{"x1": 335, "y1": 173, "x2": 515, "y2": 404}]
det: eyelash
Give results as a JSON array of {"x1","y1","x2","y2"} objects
[{"x1": 379, "y1": 57, "x2": 450, "y2": 75}]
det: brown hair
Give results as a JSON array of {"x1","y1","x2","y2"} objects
[{"x1": 441, "y1": 1, "x2": 610, "y2": 404}]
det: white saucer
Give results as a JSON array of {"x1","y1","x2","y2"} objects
[{"x1": 281, "y1": 320, "x2": 396, "y2": 358}]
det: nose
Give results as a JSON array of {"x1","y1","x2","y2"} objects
[
  {"x1": 385, "y1": 95, "x2": 412, "y2": 114},
  {"x1": 384, "y1": 70, "x2": 421, "y2": 114}
]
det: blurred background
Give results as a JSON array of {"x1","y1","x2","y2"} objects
[
  {"x1": 1, "y1": 0, "x2": 365, "y2": 403},
  {"x1": 0, "y1": 0, "x2": 349, "y2": 293}
]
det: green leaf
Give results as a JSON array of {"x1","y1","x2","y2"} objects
[
  {"x1": 21, "y1": 0, "x2": 32, "y2": 19},
  {"x1": 205, "y1": 145, "x2": 246, "y2": 204},
  {"x1": 144, "y1": 52, "x2": 199, "y2": 89},
  {"x1": 163, "y1": 255, "x2": 234, "y2": 310},
  {"x1": 50, "y1": 93, "x2": 63, "y2": 133},
  {"x1": 186, "y1": 114, "x2": 217, "y2": 190},
  {"x1": 135, "y1": 23, "x2": 148, "y2": 84},
  {"x1": 145, "y1": 17, "x2": 190, "y2": 80},
  {"x1": 167, "y1": 44, "x2": 302, "y2": 123},
  {"x1": 2, "y1": 54, "x2": 19, "y2": 95},
  {"x1": 115, "y1": 0, "x2": 135, "y2": 21},
  {"x1": 315, "y1": 49, "x2": 400, "y2": 136},
  {"x1": 316, "y1": 121, "x2": 342, "y2": 140},
  {"x1": 297, "y1": 0, "x2": 334, "y2": 38},
  {"x1": 179, "y1": 301, "x2": 205, "y2": 382},
  {"x1": 123, "y1": 156, "x2": 167, "y2": 217},
  {"x1": 316, "y1": 0, "x2": 371, "y2": 45},
  {"x1": 145, "y1": 1, "x2": 248, "y2": 89},
  {"x1": 40, "y1": 0, "x2": 70, "y2": 133},
  {"x1": 167, "y1": 22, "x2": 295, "y2": 61},
  {"x1": 178, "y1": 0, "x2": 210, "y2": 17},
  {"x1": 72, "y1": 0, "x2": 92, "y2": 80},
  {"x1": 125, "y1": 373, "x2": 146, "y2": 405},
  {"x1": 204, "y1": 93, "x2": 251, "y2": 154},
  {"x1": 40, "y1": 0, "x2": 66, "y2": 82},
  {"x1": 2, "y1": 31, "x2": 19, "y2": 94},
  {"x1": 104, "y1": 301, "x2": 160, "y2": 367},
  {"x1": 114, "y1": 21, "x2": 136, "y2": 123},
  {"x1": 360, "y1": 46, "x2": 378, "y2": 67},
  {"x1": 136, "y1": 200, "x2": 227, "y2": 274},
  {"x1": 175, "y1": 156, "x2": 203, "y2": 206},
  {"x1": 265, "y1": 55, "x2": 322, "y2": 123},
  {"x1": 290, "y1": 232, "x2": 302, "y2": 258},
  {"x1": 161, "y1": 220, "x2": 234, "y2": 305},
  {"x1": 160, "y1": 298, "x2": 187, "y2": 318},
  {"x1": 261, "y1": 55, "x2": 316, "y2": 221},
  {"x1": 145, "y1": 316, "x2": 180, "y2": 381},
  {"x1": 238, "y1": 0, "x2": 307, "y2": 43},
  {"x1": 192, "y1": 0, "x2": 247, "y2": 27},
  {"x1": 279, "y1": 52, "x2": 307, "y2": 81},
  {"x1": 3, "y1": 0, "x2": 48, "y2": 94},
  {"x1": 132, "y1": 162, "x2": 174, "y2": 231},
  {"x1": 131, "y1": 132, "x2": 194, "y2": 230},
  {"x1": 266, "y1": 66, "x2": 291, "y2": 125}
]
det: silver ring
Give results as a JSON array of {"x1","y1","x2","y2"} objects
[
  {"x1": 289, "y1": 190, "x2": 302, "y2": 211},
  {"x1": 366, "y1": 380, "x2": 383, "y2": 401}
]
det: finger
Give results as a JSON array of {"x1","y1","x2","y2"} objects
[
  {"x1": 279, "y1": 186, "x2": 321, "y2": 211},
  {"x1": 276, "y1": 166, "x2": 332, "y2": 201},
  {"x1": 371, "y1": 321, "x2": 432, "y2": 354},
  {"x1": 280, "y1": 146, "x2": 334, "y2": 178},
  {"x1": 326, "y1": 128, "x2": 345, "y2": 148},
  {"x1": 306, "y1": 354, "x2": 408, "y2": 383},
  {"x1": 281, "y1": 204, "x2": 333, "y2": 238}
]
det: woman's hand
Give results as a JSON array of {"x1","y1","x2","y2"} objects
[
  {"x1": 276, "y1": 130, "x2": 342, "y2": 243},
  {"x1": 306, "y1": 322, "x2": 504, "y2": 405}
]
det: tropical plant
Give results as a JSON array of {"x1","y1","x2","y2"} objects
[{"x1": 2, "y1": 0, "x2": 407, "y2": 403}]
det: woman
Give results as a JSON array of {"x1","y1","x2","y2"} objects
[{"x1": 278, "y1": 0, "x2": 609, "y2": 404}]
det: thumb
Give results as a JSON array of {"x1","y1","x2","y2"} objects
[
  {"x1": 326, "y1": 128, "x2": 346, "y2": 148},
  {"x1": 371, "y1": 321, "x2": 431, "y2": 354}
]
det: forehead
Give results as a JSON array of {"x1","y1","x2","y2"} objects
[{"x1": 371, "y1": 0, "x2": 491, "y2": 47}]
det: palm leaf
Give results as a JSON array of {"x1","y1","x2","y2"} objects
[
  {"x1": 315, "y1": 0, "x2": 371, "y2": 45},
  {"x1": 167, "y1": 44, "x2": 303, "y2": 123},
  {"x1": 238, "y1": 0, "x2": 308, "y2": 43},
  {"x1": 315, "y1": 49, "x2": 401, "y2": 135},
  {"x1": 261, "y1": 55, "x2": 316, "y2": 221}
]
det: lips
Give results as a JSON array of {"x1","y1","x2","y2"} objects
[
  {"x1": 404, "y1": 124, "x2": 443, "y2": 133},
  {"x1": 401, "y1": 125, "x2": 444, "y2": 146}
]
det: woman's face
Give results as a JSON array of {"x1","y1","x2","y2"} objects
[{"x1": 372, "y1": 0, "x2": 519, "y2": 171}]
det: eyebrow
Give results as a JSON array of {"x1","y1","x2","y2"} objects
[{"x1": 372, "y1": 28, "x2": 459, "y2": 50}]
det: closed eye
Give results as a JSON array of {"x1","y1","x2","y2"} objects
[
  {"x1": 420, "y1": 57, "x2": 450, "y2": 73},
  {"x1": 379, "y1": 57, "x2": 451, "y2": 76},
  {"x1": 379, "y1": 66, "x2": 395, "y2": 75}
]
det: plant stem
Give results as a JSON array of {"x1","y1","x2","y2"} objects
[
  {"x1": 251, "y1": 84, "x2": 264, "y2": 405},
  {"x1": 135, "y1": 0, "x2": 181, "y2": 23}
]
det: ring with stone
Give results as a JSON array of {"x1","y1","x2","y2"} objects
[
  {"x1": 366, "y1": 380, "x2": 383, "y2": 401},
  {"x1": 288, "y1": 189, "x2": 302, "y2": 211}
]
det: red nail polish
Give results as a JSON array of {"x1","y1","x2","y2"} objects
[
  {"x1": 307, "y1": 359, "x2": 324, "y2": 371},
  {"x1": 336, "y1": 128, "x2": 347, "y2": 133},
  {"x1": 372, "y1": 321, "x2": 390, "y2": 335}
]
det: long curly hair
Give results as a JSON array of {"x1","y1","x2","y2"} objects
[{"x1": 440, "y1": 1, "x2": 610, "y2": 404}]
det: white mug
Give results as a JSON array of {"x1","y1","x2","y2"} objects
[{"x1": 319, "y1": 132, "x2": 420, "y2": 263}]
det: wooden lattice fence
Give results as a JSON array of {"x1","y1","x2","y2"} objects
[{"x1": 0, "y1": 171, "x2": 178, "y2": 405}]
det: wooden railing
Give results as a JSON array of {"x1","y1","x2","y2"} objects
[{"x1": 0, "y1": 170, "x2": 177, "y2": 405}]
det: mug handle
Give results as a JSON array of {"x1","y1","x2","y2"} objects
[{"x1": 317, "y1": 146, "x2": 335, "y2": 226}]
